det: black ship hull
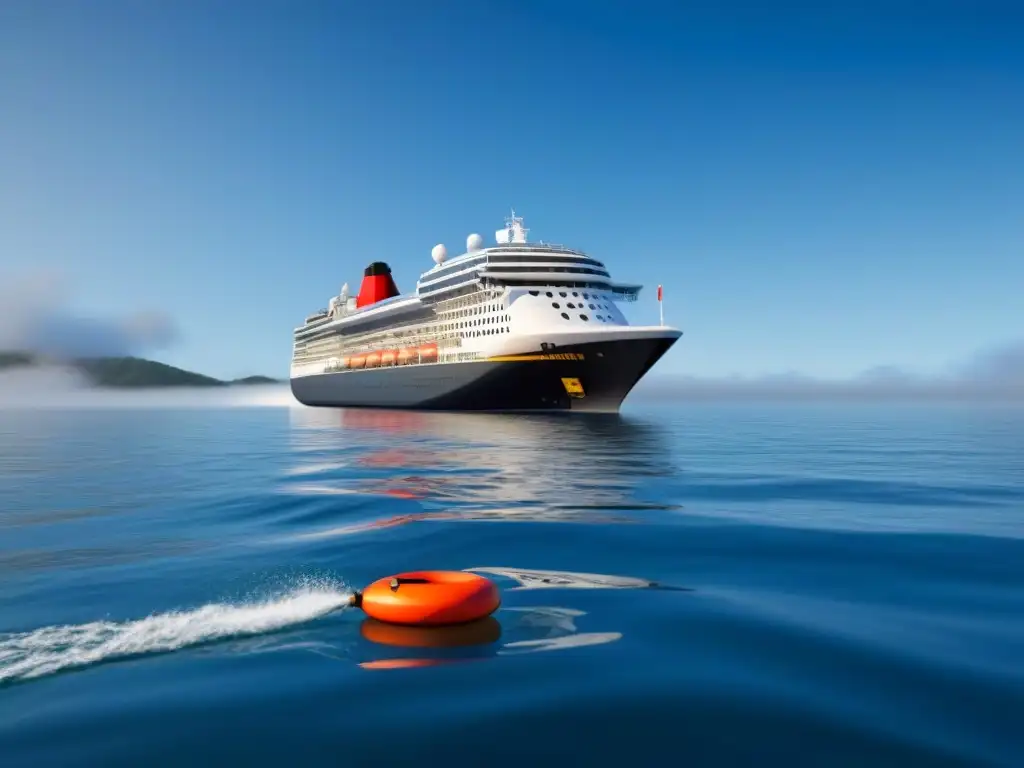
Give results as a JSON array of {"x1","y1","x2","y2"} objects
[{"x1": 290, "y1": 335, "x2": 678, "y2": 413}]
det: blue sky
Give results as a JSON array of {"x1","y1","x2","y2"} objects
[{"x1": 2, "y1": 1, "x2": 1021, "y2": 381}]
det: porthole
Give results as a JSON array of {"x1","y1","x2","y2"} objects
[
  {"x1": 572, "y1": 291, "x2": 579, "y2": 297},
  {"x1": 567, "y1": 302, "x2": 575, "y2": 309},
  {"x1": 560, "y1": 312, "x2": 569, "y2": 320},
  {"x1": 529, "y1": 290, "x2": 539, "y2": 296},
  {"x1": 559, "y1": 291, "x2": 567, "y2": 297},
  {"x1": 588, "y1": 303, "x2": 595, "y2": 310},
  {"x1": 596, "y1": 315, "x2": 604, "y2": 321},
  {"x1": 546, "y1": 291, "x2": 553, "y2": 297},
  {"x1": 580, "y1": 314, "x2": 589, "y2": 321},
  {"x1": 552, "y1": 302, "x2": 560, "y2": 309}
]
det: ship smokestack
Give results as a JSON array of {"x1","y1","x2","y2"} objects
[{"x1": 356, "y1": 261, "x2": 400, "y2": 308}]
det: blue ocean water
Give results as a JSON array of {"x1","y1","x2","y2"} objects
[{"x1": 0, "y1": 401, "x2": 1022, "y2": 766}]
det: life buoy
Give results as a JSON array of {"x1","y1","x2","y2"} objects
[{"x1": 355, "y1": 571, "x2": 500, "y2": 626}]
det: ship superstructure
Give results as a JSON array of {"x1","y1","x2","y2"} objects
[{"x1": 290, "y1": 212, "x2": 681, "y2": 412}]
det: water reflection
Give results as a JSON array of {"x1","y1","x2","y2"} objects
[
  {"x1": 360, "y1": 616, "x2": 503, "y2": 648},
  {"x1": 356, "y1": 605, "x2": 620, "y2": 669},
  {"x1": 285, "y1": 408, "x2": 679, "y2": 534},
  {"x1": 465, "y1": 566, "x2": 658, "y2": 590}
]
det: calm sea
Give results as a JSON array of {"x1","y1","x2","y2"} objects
[{"x1": 0, "y1": 401, "x2": 1022, "y2": 766}]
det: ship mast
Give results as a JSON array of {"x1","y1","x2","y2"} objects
[{"x1": 495, "y1": 209, "x2": 529, "y2": 244}]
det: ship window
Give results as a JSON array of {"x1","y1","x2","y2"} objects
[
  {"x1": 580, "y1": 314, "x2": 589, "y2": 321},
  {"x1": 597, "y1": 315, "x2": 604, "y2": 321},
  {"x1": 552, "y1": 302, "x2": 560, "y2": 309},
  {"x1": 572, "y1": 291, "x2": 579, "y2": 297},
  {"x1": 560, "y1": 312, "x2": 569, "y2": 320},
  {"x1": 546, "y1": 291, "x2": 553, "y2": 297},
  {"x1": 559, "y1": 291, "x2": 567, "y2": 297},
  {"x1": 529, "y1": 290, "x2": 538, "y2": 296},
  {"x1": 589, "y1": 303, "x2": 595, "y2": 310},
  {"x1": 567, "y1": 302, "x2": 575, "y2": 309}
]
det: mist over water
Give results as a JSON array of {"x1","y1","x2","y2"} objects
[
  {"x1": 634, "y1": 338, "x2": 1024, "y2": 403},
  {"x1": 0, "y1": 372, "x2": 296, "y2": 409}
]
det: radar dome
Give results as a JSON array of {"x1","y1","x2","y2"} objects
[
  {"x1": 466, "y1": 233, "x2": 484, "y2": 252},
  {"x1": 431, "y1": 244, "x2": 447, "y2": 265}
]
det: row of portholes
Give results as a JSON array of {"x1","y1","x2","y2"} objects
[
  {"x1": 530, "y1": 288, "x2": 605, "y2": 302},
  {"x1": 552, "y1": 300, "x2": 613, "y2": 313},
  {"x1": 556, "y1": 311, "x2": 618, "y2": 324},
  {"x1": 534, "y1": 289, "x2": 615, "y2": 315}
]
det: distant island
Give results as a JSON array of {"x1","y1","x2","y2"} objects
[{"x1": 0, "y1": 351, "x2": 281, "y2": 389}]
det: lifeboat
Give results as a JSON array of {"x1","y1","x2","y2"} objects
[
  {"x1": 397, "y1": 347, "x2": 418, "y2": 366},
  {"x1": 380, "y1": 349, "x2": 398, "y2": 367},
  {"x1": 349, "y1": 354, "x2": 366, "y2": 370},
  {"x1": 365, "y1": 350, "x2": 382, "y2": 369},
  {"x1": 419, "y1": 342, "x2": 438, "y2": 363}
]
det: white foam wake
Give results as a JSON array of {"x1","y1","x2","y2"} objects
[{"x1": 0, "y1": 582, "x2": 352, "y2": 684}]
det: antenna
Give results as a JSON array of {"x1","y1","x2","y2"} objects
[{"x1": 505, "y1": 208, "x2": 529, "y2": 243}]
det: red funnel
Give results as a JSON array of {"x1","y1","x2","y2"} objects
[{"x1": 356, "y1": 262, "x2": 400, "y2": 308}]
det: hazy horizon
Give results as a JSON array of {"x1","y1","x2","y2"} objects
[
  {"x1": 2, "y1": 267, "x2": 1022, "y2": 405},
  {"x1": 2, "y1": 333, "x2": 1020, "y2": 409}
]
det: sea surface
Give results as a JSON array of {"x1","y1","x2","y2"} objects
[{"x1": 0, "y1": 399, "x2": 1022, "y2": 766}]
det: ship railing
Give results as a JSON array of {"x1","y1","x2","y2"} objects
[{"x1": 489, "y1": 243, "x2": 590, "y2": 257}]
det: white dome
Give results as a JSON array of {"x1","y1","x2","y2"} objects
[
  {"x1": 466, "y1": 233, "x2": 484, "y2": 252},
  {"x1": 431, "y1": 243, "x2": 448, "y2": 265}
]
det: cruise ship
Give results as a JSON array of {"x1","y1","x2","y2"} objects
[{"x1": 289, "y1": 212, "x2": 681, "y2": 412}]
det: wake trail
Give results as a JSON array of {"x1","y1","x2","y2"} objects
[{"x1": 0, "y1": 580, "x2": 352, "y2": 684}]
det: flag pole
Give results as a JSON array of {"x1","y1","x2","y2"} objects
[{"x1": 657, "y1": 284, "x2": 664, "y2": 326}]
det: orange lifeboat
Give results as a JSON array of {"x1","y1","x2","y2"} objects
[
  {"x1": 349, "y1": 354, "x2": 366, "y2": 370},
  {"x1": 380, "y1": 349, "x2": 398, "y2": 367},
  {"x1": 397, "y1": 347, "x2": 418, "y2": 366},
  {"x1": 418, "y1": 342, "x2": 438, "y2": 363},
  {"x1": 364, "y1": 350, "x2": 382, "y2": 369},
  {"x1": 356, "y1": 571, "x2": 500, "y2": 626}
]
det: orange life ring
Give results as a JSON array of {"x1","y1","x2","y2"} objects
[{"x1": 357, "y1": 571, "x2": 500, "y2": 626}]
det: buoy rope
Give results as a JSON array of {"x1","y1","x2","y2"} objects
[{"x1": 389, "y1": 577, "x2": 431, "y2": 590}]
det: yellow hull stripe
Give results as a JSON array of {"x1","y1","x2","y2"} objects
[{"x1": 485, "y1": 353, "x2": 585, "y2": 362}]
